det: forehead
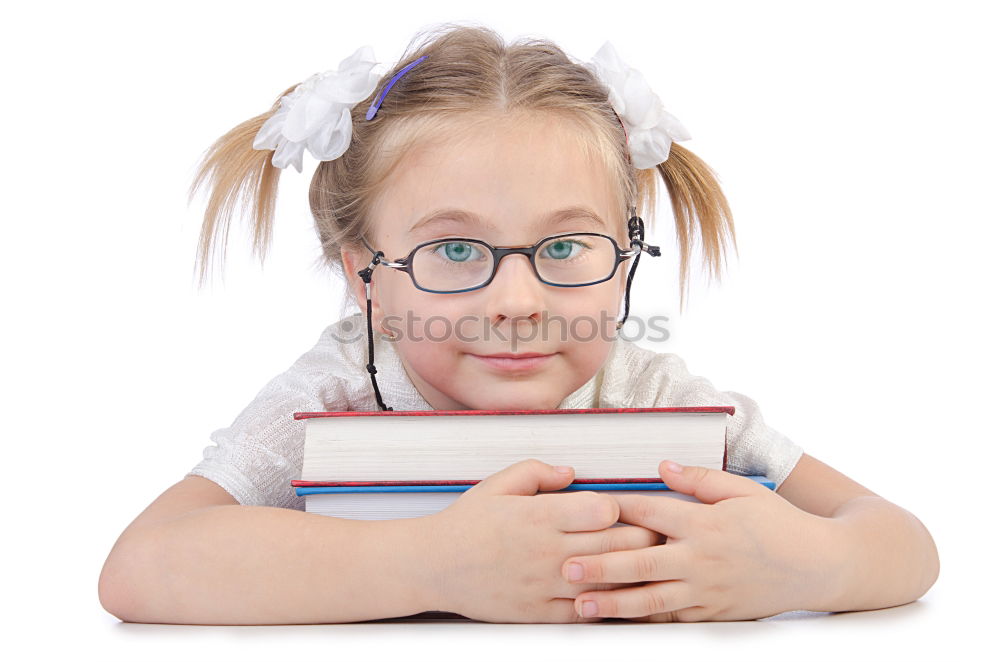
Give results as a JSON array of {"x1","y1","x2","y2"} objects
[{"x1": 370, "y1": 114, "x2": 624, "y2": 242}]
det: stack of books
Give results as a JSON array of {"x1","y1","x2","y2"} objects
[{"x1": 290, "y1": 406, "x2": 774, "y2": 519}]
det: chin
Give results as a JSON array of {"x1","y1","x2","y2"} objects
[{"x1": 461, "y1": 384, "x2": 565, "y2": 412}]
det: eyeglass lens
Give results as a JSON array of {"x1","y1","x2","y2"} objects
[{"x1": 410, "y1": 234, "x2": 618, "y2": 292}]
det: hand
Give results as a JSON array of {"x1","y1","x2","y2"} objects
[
  {"x1": 422, "y1": 459, "x2": 662, "y2": 623},
  {"x1": 560, "y1": 461, "x2": 838, "y2": 622}
]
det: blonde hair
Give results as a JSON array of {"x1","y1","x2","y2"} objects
[{"x1": 188, "y1": 23, "x2": 736, "y2": 313}]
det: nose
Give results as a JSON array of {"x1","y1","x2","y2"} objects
[{"x1": 483, "y1": 253, "x2": 547, "y2": 325}]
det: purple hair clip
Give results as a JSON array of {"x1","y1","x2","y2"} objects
[{"x1": 366, "y1": 55, "x2": 428, "y2": 120}]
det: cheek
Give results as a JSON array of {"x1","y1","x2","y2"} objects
[
  {"x1": 571, "y1": 339, "x2": 615, "y2": 378},
  {"x1": 548, "y1": 279, "x2": 623, "y2": 332},
  {"x1": 396, "y1": 339, "x2": 453, "y2": 373},
  {"x1": 384, "y1": 293, "x2": 470, "y2": 344}
]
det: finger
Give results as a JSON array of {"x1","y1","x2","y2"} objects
[
  {"x1": 612, "y1": 493, "x2": 699, "y2": 538},
  {"x1": 563, "y1": 543, "x2": 684, "y2": 585},
  {"x1": 566, "y1": 523, "x2": 665, "y2": 559},
  {"x1": 467, "y1": 459, "x2": 575, "y2": 497},
  {"x1": 624, "y1": 606, "x2": 710, "y2": 623},
  {"x1": 541, "y1": 597, "x2": 606, "y2": 624},
  {"x1": 537, "y1": 491, "x2": 620, "y2": 532},
  {"x1": 573, "y1": 580, "x2": 698, "y2": 620},
  {"x1": 657, "y1": 460, "x2": 771, "y2": 504}
]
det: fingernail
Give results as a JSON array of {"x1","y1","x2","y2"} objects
[
  {"x1": 663, "y1": 460, "x2": 683, "y2": 473},
  {"x1": 566, "y1": 562, "x2": 584, "y2": 581},
  {"x1": 580, "y1": 600, "x2": 599, "y2": 617},
  {"x1": 554, "y1": 466, "x2": 573, "y2": 474}
]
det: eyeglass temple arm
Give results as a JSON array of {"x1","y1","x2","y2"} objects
[
  {"x1": 627, "y1": 214, "x2": 661, "y2": 257},
  {"x1": 624, "y1": 241, "x2": 661, "y2": 258}
]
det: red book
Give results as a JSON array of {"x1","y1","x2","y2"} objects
[{"x1": 292, "y1": 406, "x2": 734, "y2": 485}]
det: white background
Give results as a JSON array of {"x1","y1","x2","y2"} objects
[{"x1": 3, "y1": 0, "x2": 997, "y2": 659}]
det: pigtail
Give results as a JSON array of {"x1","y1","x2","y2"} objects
[
  {"x1": 187, "y1": 84, "x2": 297, "y2": 289},
  {"x1": 653, "y1": 143, "x2": 738, "y2": 314}
]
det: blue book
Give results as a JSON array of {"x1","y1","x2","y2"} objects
[
  {"x1": 297, "y1": 475, "x2": 776, "y2": 520},
  {"x1": 295, "y1": 475, "x2": 774, "y2": 496}
]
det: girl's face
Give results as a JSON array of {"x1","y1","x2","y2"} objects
[{"x1": 343, "y1": 114, "x2": 629, "y2": 411}]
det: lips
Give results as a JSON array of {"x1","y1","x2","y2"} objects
[
  {"x1": 476, "y1": 352, "x2": 552, "y2": 359},
  {"x1": 469, "y1": 352, "x2": 556, "y2": 372}
]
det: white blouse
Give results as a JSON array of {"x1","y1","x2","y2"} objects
[{"x1": 187, "y1": 312, "x2": 804, "y2": 510}]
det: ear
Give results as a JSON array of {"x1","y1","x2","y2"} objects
[{"x1": 341, "y1": 243, "x2": 385, "y2": 326}]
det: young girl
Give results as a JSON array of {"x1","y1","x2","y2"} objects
[{"x1": 98, "y1": 24, "x2": 939, "y2": 625}]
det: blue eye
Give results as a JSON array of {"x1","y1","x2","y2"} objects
[
  {"x1": 432, "y1": 241, "x2": 482, "y2": 263},
  {"x1": 541, "y1": 238, "x2": 585, "y2": 260}
]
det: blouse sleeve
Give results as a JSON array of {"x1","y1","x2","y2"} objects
[
  {"x1": 185, "y1": 329, "x2": 353, "y2": 511},
  {"x1": 655, "y1": 353, "x2": 804, "y2": 489}
]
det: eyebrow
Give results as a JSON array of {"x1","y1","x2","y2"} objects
[{"x1": 407, "y1": 206, "x2": 609, "y2": 235}]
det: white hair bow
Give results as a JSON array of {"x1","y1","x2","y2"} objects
[
  {"x1": 253, "y1": 41, "x2": 690, "y2": 173},
  {"x1": 585, "y1": 41, "x2": 691, "y2": 169},
  {"x1": 252, "y1": 46, "x2": 385, "y2": 172}
]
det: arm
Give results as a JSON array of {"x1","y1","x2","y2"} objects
[
  {"x1": 98, "y1": 476, "x2": 435, "y2": 624},
  {"x1": 100, "y1": 462, "x2": 663, "y2": 625},
  {"x1": 777, "y1": 453, "x2": 940, "y2": 612}
]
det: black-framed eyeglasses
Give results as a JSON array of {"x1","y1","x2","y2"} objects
[
  {"x1": 354, "y1": 211, "x2": 660, "y2": 411},
  {"x1": 362, "y1": 231, "x2": 642, "y2": 294}
]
